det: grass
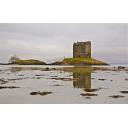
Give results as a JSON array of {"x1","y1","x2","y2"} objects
[
  {"x1": 62, "y1": 57, "x2": 108, "y2": 65},
  {"x1": 12, "y1": 59, "x2": 46, "y2": 65},
  {"x1": 11, "y1": 57, "x2": 108, "y2": 65}
]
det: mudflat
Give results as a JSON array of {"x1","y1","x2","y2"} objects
[{"x1": 0, "y1": 65, "x2": 128, "y2": 104}]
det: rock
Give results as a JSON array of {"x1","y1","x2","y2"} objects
[
  {"x1": 0, "y1": 79, "x2": 8, "y2": 84},
  {"x1": 53, "y1": 84, "x2": 63, "y2": 86},
  {"x1": 7, "y1": 78, "x2": 17, "y2": 81},
  {"x1": 125, "y1": 78, "x2": 128, "y2": 81},
  {"x1": 45, "y1": 67, "x2": 50, "y2": 71},
  {"x1": 49, "y1": 77, "x2": 73, "y2": 81},
  {"x1": 7, "y1": 77, "x2": 29, "y2": 81},
  {"x1": 120, "y1": 91, "x2": 128, "y2": 94},
  {"x1": 51, "y1": 76, "x2": 58, "y2": 77},
  {"x1": 109, "y1": 95, "x2": 124, "y2": 98},
  {"x1": 85, "y1": 97, "x2": 91, "y2": 99},
  {"x1": 30, "y1": 92, "x2": 38, "y2": 95},
  {"x1": 35, "y1": 75, "x2": 43, "y2": 76},
  {"x1": 39, "y1": 91, "x2": 52, "y2": 96},
  {"x1": 36, "y1": 77, "x2": 41, "y2": 79},
  {"x1": 80, "y1": 93, "x2": 98, "y2": 96},
  {"x1": 118, "y1": 66, "x2": 125, "y2": 70},
  {"x1": 51, "y1": 68, "x2": 56, "y2": 70},
  {"x1": 98, "y1": 79, "x2": 106, "y2": 81},
  {"x1": 84, "y1": 88, "x2": 99, "y2": 92},
  {"x1": 30, "y1": 91, "x2": 52, "y2": 96},
  {"x1": 0, "y1": 86, "x2": 20, "y2": 89},
  {"x1": 98, "y1": 87, "x2": 107, "y2": 90}
]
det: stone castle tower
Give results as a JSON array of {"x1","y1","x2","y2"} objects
[{"x1": 73, "y1": 41, "x2": 91, "y2": 58}]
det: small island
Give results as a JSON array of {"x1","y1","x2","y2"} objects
[
  {"x1": 50, "y1": 57, "x2": 108, "y2": 65},
  {"x1": 6, "y1": 55, "x2": 46, "y2": 65},
  {"x1": 50, "y1": 41, "x2": 108, "y2": 65},
  {"x1": 10, "y1": 59, "x2": 46, "y2": 65}
]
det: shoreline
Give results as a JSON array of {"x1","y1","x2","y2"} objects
[{"x1": 0, "y1": 64, "x2": 128, "y2": 72}]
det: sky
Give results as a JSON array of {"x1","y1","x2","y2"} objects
[{"x1": 0, "y1": 23, "x2": 127, "y2": 64}]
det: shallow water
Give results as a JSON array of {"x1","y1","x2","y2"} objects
[{"x1": 0, "y1": 65, "x2": 128, "y2": 104}]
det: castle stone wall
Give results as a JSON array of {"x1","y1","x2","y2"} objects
[{"x1": 73, "y1": 41, "x2": 91, "y2": 58}]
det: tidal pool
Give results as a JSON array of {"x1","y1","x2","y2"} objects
[{"x1": 0, "y1": 65, "x2": 128, "y2": 104}]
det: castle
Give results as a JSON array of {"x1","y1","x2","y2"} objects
[{"x1": 73, "y1": 41, "x2": 91, "y2": 58}]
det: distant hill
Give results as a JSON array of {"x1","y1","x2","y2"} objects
[
  {"x1": 10, "y1": 59, "x2": 46, "y2": 65},
  {"x1": 50, "y1": 57, "x2": 109, "y2": 65}
]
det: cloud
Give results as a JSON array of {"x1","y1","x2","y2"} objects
[{"x1": 0, "y1": 23, "x2": 127, "y2": 64}]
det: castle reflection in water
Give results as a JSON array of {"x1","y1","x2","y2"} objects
[{"x1": 67, "y1": 67, "x2": 92, "y2": 90}]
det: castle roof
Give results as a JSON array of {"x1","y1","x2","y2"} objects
[{"x1": 74, "y1": 41, "x2": 91, "y2": 45}]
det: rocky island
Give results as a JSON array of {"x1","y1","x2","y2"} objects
[
  {"x1": 10, "y1": 59, "x2": 46, "y2": 65},
  {"x1": 51, "y1": 41, "x2": 108, "y2": 65},
  {"x1": 50, "y1": 57, "x2": 108, "y2": 65}
]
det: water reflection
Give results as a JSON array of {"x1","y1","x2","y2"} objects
[
  {"x1": 73, "y1": 67, "x2": 92, "y2": 91},
  {"x1": 73, "y1": 71, "x2": 91, "y2": 90},
  {"x1": 9, "y1": 67, "x2": 41, "y2": 73},
  {"x1": 64, "y1": 67, "x2": 92, "y2": 90},
  {"x1": 9, "y1": 66, "x2": 92, "y2": 91},
  {"x1": 10, "y1": 67, "x2": 22, "y2": 73}
]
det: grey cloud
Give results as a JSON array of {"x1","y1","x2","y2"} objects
[{"x1": 0, "y1": 23, "x2": 127, "y2": 64}]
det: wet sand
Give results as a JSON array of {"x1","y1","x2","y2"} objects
[{"x1": 0, "y1": 65, "x2": 128, "y2": 104}]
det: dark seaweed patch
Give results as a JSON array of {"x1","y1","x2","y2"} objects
[
  {"x1": 30, "y1": 91, "x2": 52, "y2": 96},
  {"x1": 85, "y1": 97, "x2": 91, "y2": 99},
  {"x1": 80, "y1": 93, "x2": 98, "y2": 96},
  {"x1": 0, "y1": 86, "x2": 20, "y2": 89},
  {"x1": 120, "y1": 91, "x2": 128, "y2": 94},
  {"x1": 84, "y1": 88, "x2": 99, "y2": 92},
  {"x1": 0, "y1": 79, "x2": 8, "y2": 84},
  {"x1": 109, "y1": 95, "x2": 124, "y2": 98},
  {"x1": 98, "y1": 79, "x2": 106, "y2": 81},
  {"x1": 53, "y1": 84, "x2": 64, "y2": 86},
  {"x1": 48, "y1": 77, "x2": 74, "y2": 81}
]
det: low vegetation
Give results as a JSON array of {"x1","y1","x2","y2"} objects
[
  {"x1": 51, "y1": 57, "x2": 108, "y2": 65},
  {"x1": 11, "y1": 59, "x2": 46, "y2": 65}
]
